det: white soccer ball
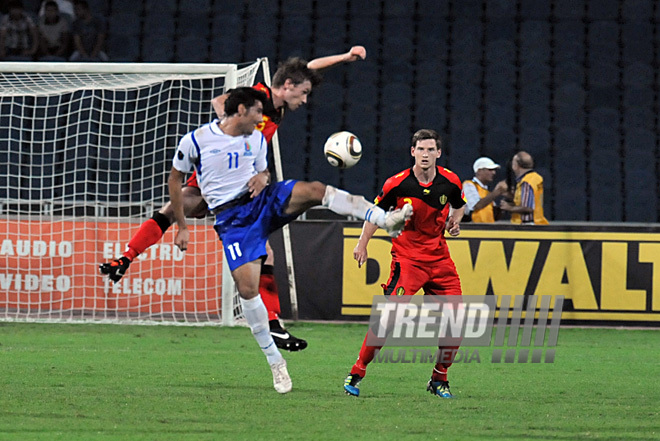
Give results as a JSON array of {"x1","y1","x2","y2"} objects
[{"x1": 323, "y1": 131, "x2": 362, "y2": 169}]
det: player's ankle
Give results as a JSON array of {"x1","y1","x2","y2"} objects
[{"x1": 123, "y1": 249, "x2": 138, "y2": 261}]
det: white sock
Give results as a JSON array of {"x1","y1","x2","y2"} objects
[
  {"x1": 322, "y1": 185, "x2": 386, "y2": 227},
  {"x1": 240, "y1": 295, "x2": 283, "y2": 365}
]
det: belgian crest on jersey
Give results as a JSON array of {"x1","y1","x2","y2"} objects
[{"x1": 439, "y1": 194, "x2": 448, "y2": 205}]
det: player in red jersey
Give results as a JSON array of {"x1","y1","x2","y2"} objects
[
  {"x1": 343, "y1": 129, "x2": 466, "y2": 399},
  {"x1": 100, "y1": 47, "x2": 367, "y2": 350}
]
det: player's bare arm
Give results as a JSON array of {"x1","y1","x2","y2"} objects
[
  {"x1": 354, "y1": 221, "x2": 379, "y2": 268},
  {"x1": 211, "y1": 93, "x2": 229, "y2": 119},
  {"x1": 248, "y1": 170, "x2": 270, "y2": 198},
  {"x1": 446, "y1": 206, "x2": 465, "y2": 237},
  {"x1": 210, "y1": 46, "x2": 365, "y2": 117},
  {"x1": 306, "y1": 45, "x2": 367, "y2": 71},
  {"x1": 168, "y1": 167, "x2": 190, "y2": 251}
]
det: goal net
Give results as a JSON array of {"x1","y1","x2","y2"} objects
[{"x1": 0, "y1": 60, "x2": 264, "y2": 325}]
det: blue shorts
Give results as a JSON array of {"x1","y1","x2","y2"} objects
[{"x1": 214, "y1": 180, "x2": 299, "y2": 271}]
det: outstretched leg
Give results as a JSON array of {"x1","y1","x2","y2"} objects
[
  {"x1": 285, "y1": 182, "x2": 412, "y2": 237},
  {"x1": 99, "y1": 186, "x2": 207, "y2": 282}
]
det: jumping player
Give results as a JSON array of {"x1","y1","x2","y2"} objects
[
  {"x1": 168, "y1": 87, "x2": 412, "y2": 393},
  {"x1": 343, "y1": 129, "x2": 465, "y2": 399},
  {"x1": 100, "y1": 47, "x2": 367, "y2": 350}
]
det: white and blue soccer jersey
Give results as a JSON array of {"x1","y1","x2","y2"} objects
[{"x1": 172, "y1": 120, "x2": 268, "y2": 211}]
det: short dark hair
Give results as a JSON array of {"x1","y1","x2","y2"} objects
[
  {"x1": 44, "y1": 0, "x2": 58, "y2": 9},
  {"x1": 224, "y1": 87, "x2": 267, "y2": 116},
  {"x1": 411, "y1": 129, "x2": 442, "y2": 150},
  {"x1": 271, "y1": 57, "x2": 322, "y2": 88}
]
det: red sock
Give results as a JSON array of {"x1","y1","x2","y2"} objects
[
  {"x1": 259, "y1": 265, "x2": 281, "y2": 321},
  {"x1": 432, "y1": 346, "x2": 460, "y2": 382},
  {"x1": 350, "y1": 332, "x2": 383, "y2": 378},
  {"x1": 123, "y1": 218, "x2": 167, "y2": 261}
]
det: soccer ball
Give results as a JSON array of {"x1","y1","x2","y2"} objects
[{"x1": 323, "y1": 131, "x2": 362, "y2": 169}]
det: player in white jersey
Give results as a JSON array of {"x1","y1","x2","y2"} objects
[
  {"x1": 168, "y1": 87, "x2": 413, "y2": 393},
  {"x1": 174, "y1": 123, "x2": 268, "y2": 211}
]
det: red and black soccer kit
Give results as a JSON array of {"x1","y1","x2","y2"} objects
[
  {"x1": 185, "y1": 82, "x2": 283, "y2": 188},
  {"x1": 348, "y1": 166, "x2": 466, "y2": 380},
  {"x1": 375, "y1": 166, "x2": 465, "y2": 297}
]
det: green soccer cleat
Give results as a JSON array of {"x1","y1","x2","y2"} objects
[
  {"x1": 427, "y1": 379, "x2": 453, "y2": 398},
  {"x1": 344, "y1": 373, "x2": 362, "y2": 397}
]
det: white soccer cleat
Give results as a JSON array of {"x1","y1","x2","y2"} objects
[
  {"x1": 270, "y1": 359, "x2": 292, "y2": 394},
  {"x1": 383, "y1": 203, "x2": 413, "y2": 238}
]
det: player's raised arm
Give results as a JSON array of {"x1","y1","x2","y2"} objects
[
  {"x1": 306, "y1": 45, "x2": 367, "y2": 71},
  {"x1": 211, "y1": 93, "x2": 229, "y2": 119}
]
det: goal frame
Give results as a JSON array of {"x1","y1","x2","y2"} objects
[{"x1": 0, "y1": 59, "x2": 298, "y2": 326}]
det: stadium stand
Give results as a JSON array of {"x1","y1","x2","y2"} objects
[
  {"x1": 483, "y1": 128, "x2": 516, "y2": 163},
  {"x1": 554, "y1": 0, "x2": 585, "y2": 19},
  {"x1": 176, "y1": 36, "x2": 209, "y2": 63},
  {"x1": 622, "y1": 0, "x2": 653, "y2": 20},
  {"x1": 3, "y1": 0, "x2": 660, "y2": 222}
]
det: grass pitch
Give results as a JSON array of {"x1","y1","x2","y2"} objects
[{"x1": 0, "y1": 322, "x2": 659, "y2": 441}]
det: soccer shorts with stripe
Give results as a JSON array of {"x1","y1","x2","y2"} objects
[{"x1": 213, "y1": 180, "x2": 298, "y2": 271}]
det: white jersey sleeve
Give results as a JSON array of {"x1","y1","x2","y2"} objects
[
  {"x1": 172, "y1": 132, "x2": 199, "y2": 174},
  {"x1": 254, "y1": 132, "x2": 267, "y2": 173}
]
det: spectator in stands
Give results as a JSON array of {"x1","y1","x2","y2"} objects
[
  {"x1": 0, "y1": 0, "x2": 39, "y2": 61},
  {"x1": 37, "y1": 0, "x2": 70, "y2": 61},
  {"x1": 463, "y1": 157, "x2": 508, "y2": 223},
  {"x1": 69, "y1": 0, "x2": 107, "y2": 61},
  {"x1": 499, "y1": 151, "x2": 549, "y2": 225},
  {"x1": 38, "y1": 0, "x2": 74, "y2": 21}
]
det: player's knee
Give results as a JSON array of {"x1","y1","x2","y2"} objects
[
  {"x1": 159, "y1": 203, "x2": 176, "y2": 223},
  {"x1": 182, "y1": 188, "x2": 206, "y2": 218},
  {"x1": 307, "y1": 181, "x2": 326, "y2": 203},
  {"x1": 237, "y1": 284, "x2": 260, "y2": 300}
]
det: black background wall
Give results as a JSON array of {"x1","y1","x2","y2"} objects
[{"x1": 4, "y1": 0, "x2": 660, "y2": 222}]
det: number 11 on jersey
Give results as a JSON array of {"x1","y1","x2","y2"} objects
[
  {"x1": 226, "y1": 242, "x2": 242, "y2": 260},
  {"x1": 227, "y1": 152, "x2": 239, "y2": 169}
]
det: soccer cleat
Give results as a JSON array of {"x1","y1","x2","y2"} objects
[
  {"x1": 343, "y1": 373, "x2": 362, "y2": 397},
  {"x1": 383, "y1": 203, "x2": 413, "y2": 238},
  {"x1": 269, "y1": 320, "x2": 308, "y2": 352},
  {"x1": 99, "y1": 257, "x2": 131, "y2": 283},
  {"x1": 270, "y1": 359, "x2": 292, "y2": 394},
  {"x1": 427, "y1": 379, "x2": 453, "y2": 398}
]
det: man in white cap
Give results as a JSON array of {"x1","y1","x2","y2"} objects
[{"x1": 462, "y1": 157, "x2": 508, "y2": 223}]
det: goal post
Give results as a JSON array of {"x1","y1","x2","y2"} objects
[{"x1": 0, "y1": 60, "x2": 272, "y2": 325}]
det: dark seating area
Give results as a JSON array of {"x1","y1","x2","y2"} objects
[{"x1": 1, "y1": 0, "x2": 659, "y2": 222}]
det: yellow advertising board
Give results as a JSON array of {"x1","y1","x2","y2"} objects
[{"x1": 342, "y1": 227, "x2": 660, "y2": 322}]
